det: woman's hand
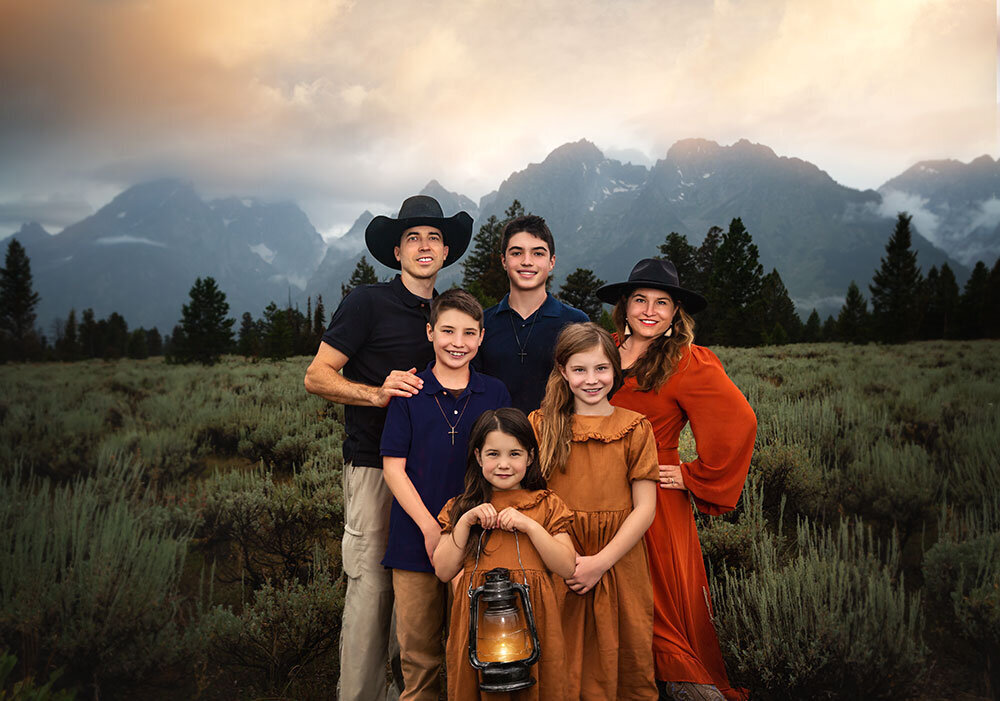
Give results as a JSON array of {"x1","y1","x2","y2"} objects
[
  {"x1": 565, "y1": 553, "x2": 609, "y2": 595},
  {"x1": 464, "y1": 503, "x2": 499, "y2": 529},
  {"x1": 659, "y1": 464, "x2": 687, "y2": 490},
  {"x1": 496, "y1": 506, "x2": 534, "y2": 533}
]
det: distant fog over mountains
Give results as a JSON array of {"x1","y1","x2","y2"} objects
[{"x1": 10, "y1": 140, "x2": 997, "y2": 332}]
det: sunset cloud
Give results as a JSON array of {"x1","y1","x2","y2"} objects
[{"x1": 0, "y1": 0, "x2": 994, "y2": 236}]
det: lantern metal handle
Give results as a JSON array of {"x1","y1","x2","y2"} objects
[{"x1": 469, "y1": 527, "x2": 529, "y2": 598}]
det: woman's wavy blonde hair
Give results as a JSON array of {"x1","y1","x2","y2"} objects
[
  {"x1": 611, "y1": 290, "x2": 696, "y2": 392},
  {"x1": 536, "y1": 322, "x2": 623, "y2": 478}
]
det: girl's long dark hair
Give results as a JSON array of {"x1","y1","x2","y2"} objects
[{"x1": 447, "y1": 408, "x2": 546, "y2": 561}]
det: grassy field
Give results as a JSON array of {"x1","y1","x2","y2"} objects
[{"x1": 1, "y1": 341, "x2": 998, "y2": 699}]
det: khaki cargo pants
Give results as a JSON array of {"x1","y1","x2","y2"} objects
[{"x1": 338, "y1": 462, "x2": 399, "y2": 701}]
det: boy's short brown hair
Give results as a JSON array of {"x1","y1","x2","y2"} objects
[{"x1": 429, "y1": 288, "x2": 484, "y2": 328}]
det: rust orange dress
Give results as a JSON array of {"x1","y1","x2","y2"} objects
[
  {"x1": 529, "y1": 407, "x2": 660, "y2": 701},
  {"x1": 611, "y1": 344, "x2": 756, "y2": 701},
  {"x1": 438, "y1": 489, "x2": 574, "y2": 701}
]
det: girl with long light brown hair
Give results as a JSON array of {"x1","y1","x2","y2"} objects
[{"x1": 530, "y1": 322, "x2": 660, "y2": 700}]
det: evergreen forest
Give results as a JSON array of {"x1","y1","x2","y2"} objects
[{"x1": 0, "y1": 212, "x2": 998, "y2": 700}]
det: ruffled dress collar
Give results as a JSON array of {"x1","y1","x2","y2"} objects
[
  {"x1": 490, "y1": 488, "x2": 553, "y2": 510},
  {"x1": 570, "y1": 408, "x2": 645, "y2": 443}
]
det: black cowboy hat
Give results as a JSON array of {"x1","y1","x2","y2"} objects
[
  {"x1": 365, "y1": 195, "x2": 473, "y2": 270},
  {"x1": 596, "y1": 258, "x2": 708, "y2": 313}
]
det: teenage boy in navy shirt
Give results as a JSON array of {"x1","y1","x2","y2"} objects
[
  {"x1": 304, "y1": 195, "x2": 473, "y2": 701},
  {"x1": 380, "y1": 288, "x2": 510, "y2": 700},
  {"x1": 476, "y1": 214, "x2": 588, "y2": 413}
]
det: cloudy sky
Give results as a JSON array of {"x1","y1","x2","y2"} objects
[{"x1": 0, "y1": 0, "x2": 996, "y2": 239}]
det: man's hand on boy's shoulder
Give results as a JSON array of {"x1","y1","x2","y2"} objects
[{"x1": 375, "y1": 367, "x2": 423, "y2": 407}]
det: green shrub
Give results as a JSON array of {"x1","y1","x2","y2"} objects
[
  {"x1": 696, "y1": 473, "x2": 771, "y2": 573},
  {"x1": 202, "y1": 563, "x2": 343, "y2": 698},
  {"x1": 923, "y1": 498, "x2": 1000, "y2": 695},
  {"x1": 0, "y1": 652, "x2": 76, "y2": 701},
  {"x1": 197, "y1": 462, "x2": 343, "y2": 587},
  {"x1": 0, "y1": 457, "x2": 190, "y2": 694},
  {"x1": 0, "y1": 357, "x2": 343, "y2": 487},
  {"x1": 711, "y1": 518, "x2": 925, "y2": 700},
  {"x1": 747, "y1": 443, "x2": 827, "y2": 517},
  {"x1": 838, "y1": 439, "x2": 941, "y2": 544}
]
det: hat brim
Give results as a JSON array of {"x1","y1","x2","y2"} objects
[
  {"x1": 596, "y1": 280, "x2": 708, "y2": 314},
  {"x1": 365, "y1": 212, "x2": 474, "y2": 270}
]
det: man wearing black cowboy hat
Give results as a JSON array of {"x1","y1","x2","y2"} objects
[{"x1": 305, "y1": 194, "x2": 472, "y2": 701}]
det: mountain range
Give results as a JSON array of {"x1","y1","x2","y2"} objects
[{"x1": 9, "y1": 140, "x2": 998, "y2": 332}]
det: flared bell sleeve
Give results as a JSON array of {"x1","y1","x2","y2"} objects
[{"x1": 676, "y1": 346, "x2": 757, "y2": 516}]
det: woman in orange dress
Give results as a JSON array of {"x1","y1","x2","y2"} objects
[{"x1": 596, "y1": 259, "x2": 757, "y2": 701}]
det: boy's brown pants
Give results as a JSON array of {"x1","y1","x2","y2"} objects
[{"x1": 392, "y1": 569, "x2": 449, "y2": 701}]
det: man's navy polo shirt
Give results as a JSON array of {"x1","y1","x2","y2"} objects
[
  {"x1": 379, "y1": 363, "x2": 511, "y2": 573},
  {"x1": 475, "y1": 293, "x2": 588, "y2": 414},
  {"x1": 321, "y1": 275, "x2": 435, "y2": 468}
]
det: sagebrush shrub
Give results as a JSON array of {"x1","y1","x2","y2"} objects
[
  {"x1": 711, "y1": 518, "x2": 925, "y2": 700},
  {"x1": 201, "y1": 562, "x2": 344, "y2": 698},
  {"x1": 0, "y1": 456, "x2": 190, "y2": 694},
  {"x1": 197, "y1": 462, "x2": 343, "y2": 587}
]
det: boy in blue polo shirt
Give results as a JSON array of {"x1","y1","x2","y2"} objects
[
  {"x1": 380, "y1": 288, "x2": 510, "y2": 700},
  {"x1": 475, "y1": 214, "x2": 588, "y2": 414}
]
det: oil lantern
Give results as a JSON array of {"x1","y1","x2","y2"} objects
[{"x1": 467, "y1": 567, "x2": 541, "y2": 692}]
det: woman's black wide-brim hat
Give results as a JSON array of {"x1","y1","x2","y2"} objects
[
  {"x1": 365, "y1": 195, "x2": 473, "y2": 270},
  {"x1": 596, "y1": 258, "x2": 708, "y2": 314}
]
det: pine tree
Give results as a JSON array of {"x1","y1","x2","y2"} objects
[
  {"x1": 288, "y1": 306, "x2": 312, "y2": 356},
  {"x1": 987, "y1": 258, "x2": 1000, "y2": 338},
  {"x1": 341, "y1": 255, "x2": 378, "y2": 299},
  {"x1": 709, "y1": 218, "x2": 764, "y2": 346},
  {"x1": 128, "y1": 328, "x2": 149, "y2": 359},
  {"x1": 165, "y1": 324, "x2": 186, "y2": 363},
  {"x1": 313, "y1": 294, "x2": 326, "y2": 337},
  {"x1": 657, "y1": 232, "x2": 698, "y2": 289},
  {"x1": 869, "y1": 213, "x2": 923, "y2": 343},
  {"x1": 821, "y1": 315, "x2": 838, "y2": 341},
  {"x1": 238, "y1": 311, "x2": 262, "y2": 357},
  {"x1": 0, "y1": 238, "x2": 41, "y2": 361},
  {"x1": 80, "y1": 308, "x2": 98, "y2": 358},
  {"x1": 759, "y1": 269, "x2": 802, "y2": 344},
  {"x1": 147, "y1": 327, "x2": 163, "y2": 356},
  {"x1": 918, "y1": 264, "x2": 960, "y2": 340},
  {"x1": 262, "y1": 302, "x2": 293, "y2": 359},
  {"x1": 176, "y1": 277, "x2": 235, "y2": 364},
  {"x1": 558, "y1": 268, "x2": 606, "y2": 322},
  {"x1": 918, "y1": 266, "x2": 941, "y2": 339},
  {"x1": 695, "y1": 226, "x2": 723, "y2": 292},
  {"x1": 462, "y1": 200, "x2": 526, "y2": 308},
  {"x1": 105, "y1": 312, "x2": 129, "y2": 359},
  {"x1": 305, "y1": 296, "x2": 312, "y2": 341},
  {"x1": 692, "y1": 226, "x2": 723, "y2": 343},
  {"x1": 837, "y1": 281, "x2": 870, "y2": 344},
  {"x1": 56, "y1": 308, "x2": 80, "y2": 360},
  {"x1": 958, "y1": 261, "x2": 990, "y2": 339},
  {"x1": 802, "y1": 309, "x2": 822, "y2": 343}
]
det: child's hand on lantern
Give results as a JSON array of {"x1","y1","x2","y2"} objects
[
  {"x1": 566, "y1": 554, "x2": 609, "y2": 594},
  {"x1": 464, "y1": 503, "x2": 499, "y2": 529},
  {"x1": 496, "y1": 506, "x2": 533, "y2": 533}
]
